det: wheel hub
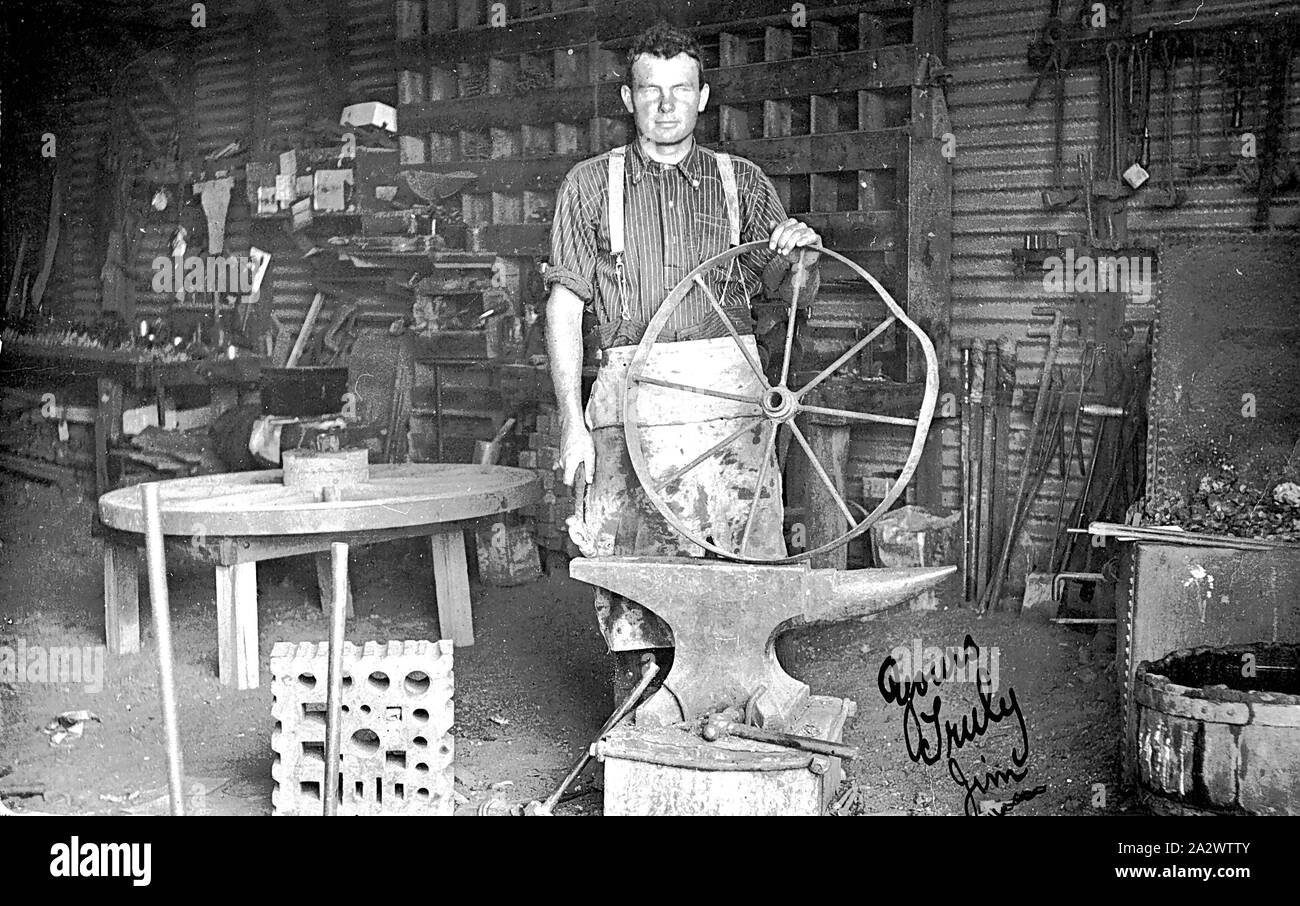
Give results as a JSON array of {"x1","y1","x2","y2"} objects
[{"x1": 761, "y1": 386, "x2": 798, "y2": 422}]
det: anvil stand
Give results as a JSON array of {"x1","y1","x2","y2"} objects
[{"x1": 570, "y1": 556, "x2": 954, "y2": 816}]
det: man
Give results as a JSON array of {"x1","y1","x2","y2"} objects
[{"x1": 544, "y1": 23, "x2": 823, "y2": 715}]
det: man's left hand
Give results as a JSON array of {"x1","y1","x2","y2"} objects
[{"x1": 768, "y1": 218, "x2": 822, "y2": 264}]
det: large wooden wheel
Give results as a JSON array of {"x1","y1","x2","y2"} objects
[{"x1": 623, "y1": 241, "x2": 939, "y2": 564}]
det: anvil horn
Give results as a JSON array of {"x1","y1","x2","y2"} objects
[{"x1": 801, "y1": 564, "x2": 958, "y2": 626}]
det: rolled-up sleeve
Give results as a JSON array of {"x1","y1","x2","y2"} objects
[{"x1": 544, "y1": 167, "x2": 598, "y2": 306}]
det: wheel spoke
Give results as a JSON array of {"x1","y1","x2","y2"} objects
[
  {"x1": 796, "y1": 316, "x2": 896, "y2": 398},
  {"x1": 692, "y1": 275, "x2": 769, "y2": 389},
  {"x1": 720, "y1": 255, "x2": 739, "y2": 314},
  {"x1": 778, "y1": 251, "x2": 808, "y2": 388},
  {"x1": 789, "y1": 421, "x2": 858, "y2": 528},
  {"x1": 739, "y1": 421, "x2": 777, "y2": 556},
  {"x1": 653, "y1": 417, "x2": 761, "y2": 491},
  {"x1": 797, "y1": 404, "x2": 918, "y2": 427},
  {"x1": 632, "y1": 374, "x2": 761, "y2": 407}
]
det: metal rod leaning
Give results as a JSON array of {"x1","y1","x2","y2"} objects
[
  {"x1": 141, "y1": 482, "x2": 186, "y2": 817},
  {"x1": 536, "y1": 661, "x2": 661, "y2": 815},
  {"x1": 323, "y1": 538, "x2": 349, "y2": 816}
]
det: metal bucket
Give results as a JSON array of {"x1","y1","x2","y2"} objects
[{"x1": 1135, "y1": 642, "x2": 1300, "y2": 815}]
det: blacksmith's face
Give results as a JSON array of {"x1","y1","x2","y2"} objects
[{"x1": 622, "y1": 53, "x2": 710, "y2": 146}]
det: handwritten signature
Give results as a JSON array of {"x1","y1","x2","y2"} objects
[{"x1": 878, "y1": 634, "x2": 1030, "y2": 816}]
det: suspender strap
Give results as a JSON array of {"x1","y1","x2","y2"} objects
[
  {"x1": 602, "y1": 144, "x2": 741, "y2": 333},
  {"x1": 607, "y1": 146, "x2": 627, "y2": 257},
  {"x1": 714, "y1": 151, "x2": 742, "y2": 247}
]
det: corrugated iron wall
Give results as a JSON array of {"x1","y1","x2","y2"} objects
[{"x1": 944, "y1": 0, "x2": 1300, "y2": 577}]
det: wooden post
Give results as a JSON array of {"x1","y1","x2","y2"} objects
[
  {"x1": 94, "y1": 377, "x2": 124, "y2": 495},
  {"x1": 858, "y1": 15, "x2": 888, "y2": 212},
  {"x1": 429, "y1": 525, "x2": 474, "y2": 645},
  {"x1": 103, "y1": 543, "x2": 140, "y2": 655},
  {"x1": 906, "y1": 52, "x2": 953, "y2": 512},
  {"x1": 215, "y1": 562, "x2": 259, "y2": 689},
  {"x1": 804, "y1": 417, "x2": 851, "y2": 569}
]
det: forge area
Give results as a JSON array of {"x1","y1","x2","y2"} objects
[{"x1": 0, "y1": 478, "x2": 1127, "y2": 816}]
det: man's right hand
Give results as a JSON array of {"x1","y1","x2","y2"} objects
[{"x1": 559, "y1": 422, "x2": 596, "y2": 488}]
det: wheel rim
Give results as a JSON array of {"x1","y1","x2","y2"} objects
[{"x1": 623, "y1": 241, "x2": 939, "y2": 564}]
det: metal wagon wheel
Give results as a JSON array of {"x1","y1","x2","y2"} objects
[{"x1": 623, "y1": 241, "x2": 939, "y2": 564}]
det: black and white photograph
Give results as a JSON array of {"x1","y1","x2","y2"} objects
[{"x1": 0, "y1": 0, "x2": 1296, "y2": 855}]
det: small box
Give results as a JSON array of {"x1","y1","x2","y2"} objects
[
  {"x1": 291, "y1": 197, "x2": 313, "y2": 230},
  {"x1": 279, "y1": 149, "x2": 297, "y2": 177},
  {"x1": 341, "y1": 101, "x2": 398, "y2": 133},
  {"x1": 313, "y1": 169, "x2": 353, "y2": 212},
  {"x1": 257, "y1": 186, "x2": 278, "y2": 215},
  {"x1": 246, "y1": 161, "x2": 277, "y2": 206},
  {"x1": 275, "y1": 174, "x2": 295, "y2": 207}
]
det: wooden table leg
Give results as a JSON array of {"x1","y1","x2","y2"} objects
[
  {"x1": 215, "y1": 562, "x2": 259, "y2": 689},
  {"x1": 315, "y1": 551, "x2": 355, "y2": 618},
  {"x1": 103, "y1": 542, "x2": 140, "y2": 654},
  {"x1": 94, "y1": 377, "x2": 124, "y2": 496},
  {"x1": 429, "y1": 526, "x2": 473, "y2": 646}
]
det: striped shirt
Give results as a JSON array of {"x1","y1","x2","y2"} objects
[{"x1": 545, "y1": 138, "x2": 818, "y2": 349}]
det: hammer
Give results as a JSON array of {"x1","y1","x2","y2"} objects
[{"x1": 702, "y1": 715, "x2": 859, "y2": 761}]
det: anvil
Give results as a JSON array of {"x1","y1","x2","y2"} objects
[{"x1": 569, "y1": 557, "x2": 956, "y2": 729}]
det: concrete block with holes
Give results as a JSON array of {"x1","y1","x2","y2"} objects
[{"x1": 269, "y1": 639, "x2": 454, "y2": 816}]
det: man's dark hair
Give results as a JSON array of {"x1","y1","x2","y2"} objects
[{"x1": 624, "y1": 22, "x2": 704, "y2": 86}]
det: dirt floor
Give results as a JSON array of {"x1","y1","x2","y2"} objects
[{"x1": 0, "y1": 477, "x2": 1136, "y2": 816}]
